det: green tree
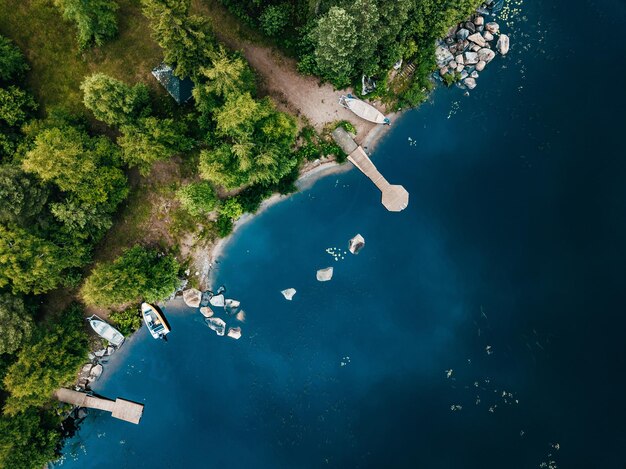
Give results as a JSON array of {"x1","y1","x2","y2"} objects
[
  {"x1": 0, "y1": 408, "x2": 62, "y2": 469},
  {"x1": 311, "y1": 7, "x2": 357, "y2": 86},
  {"x1": 142, "y1": 0, "x2": 214, "y2": 78},
  {"x1": 348, "y1": 0, "x2": 381, "y2": 76},
  {"x1": 53, "y1": 0, "x2": 119, "y2": 49},
  {"x1": 0, "y1": 165, "x2": 48, "y2": 223},
  {"x1": 81, "y1": 245, "x2": 180, "y2": 307},
  {"x1": 0, "y1": 224, "x2": 87, "y2": 294},
  {"x1": 260, "y1": 4, "x2": 290, "y2": 37},
  {"x1": 0, "y1": 35, "x2": 29, "y2": 83},
  {"x1": 22, "y1": 126, "x2": 128, "y2": 207},
  {"x1": 2, "y1": 304, "x2": 88, "y2": 415},
  {"x1": 218, "y1": 197, "x2": 244, "y2": 220},
  {"x1": 176, "y1": 181, "x2": 219, "y2": 216},
  {"x1": 81, "y1": 73, "x2": 150, "y2": 126},
  {"x1": 118, "y1": 117, "x2": 193, "y2": 175},
  {"x1": 0, "y1": 294, "x2": 33, "y2": 355},
  {"x1": 0, "y1": 86, "x2": 37, "y2": 126},
  {"x1": 50, "y1": 197, "x2": 114, "y2": 241}
]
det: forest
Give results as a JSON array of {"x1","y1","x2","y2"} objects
[{"x1": 0, "y1": 0, "x2": 479, "y2": 466}]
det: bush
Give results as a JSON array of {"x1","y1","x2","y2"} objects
[
  {"x1": 176, "y1": 181, "x2": 219, "y2": 216},
  {"x1": 109, "y1": 307, "x2": 142, "y2": 336},
  {"x1": 260, "y1": 4, "x2": 290, "y2": 37}
]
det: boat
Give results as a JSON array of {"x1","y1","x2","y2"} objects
[
  {"x1": 141, "y1": 303, "x2": 171, "y2": 340},
  {"x1": 87, "y1": 315, "x2": 125, "y2": 347},
  {"x1": 339, "y1": 94, "x2": 390, "y2": 124}
]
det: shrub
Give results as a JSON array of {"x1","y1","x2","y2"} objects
[
  {"x1": 176, "y1": 181, "x2": 219, "y2": 216},
  {"x1": 110, "y1": 307, "x2": 142, "y2": 336}
]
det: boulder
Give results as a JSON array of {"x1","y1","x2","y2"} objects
[
  {"x1": 106, "y1": 346, "x2": 115, "y2": 356},
  {"x1": 474, "y1": 16, "x2": 484, "y2": 26},
  {"x1": 316, "y1": 267, "x2": 334, "y2": 282},
  {"x1": 464, "y1": 21, "x2": 476, "y2": 33},
  {"x1": 463, "y1": 77, "x2": 477, "y2": 90},
  {"x1": 455, "y1": 54, "x2": 464, "y2": 65},
  {"x1": 435, "y1": 45, "x2": 454, "y2": 67},
  {"x1": 81, "y1": 364, "x2": 93, "y2": 374},
  {"x1": 77, "y1": 408, "x2": 88, "y2": 419},
  {"x1": 477, "y1": 25, "x2": 484, "y2": 33},
  {"x1": 206, "y1": 317, "x2": 226, "y2": 336},
  {"x1": 90, "y1": 364, "x2": 103, "y2": 380},
  {"x1": 225, "y1": 299, "x2": 240, "y2": 309},
  {"x1": 471, "y1": 44, "x2": 481, "y2": 52},
  {"x1": 227, "y1": 327, "x2": 242, "y2": 340},
  {"x1": 485, "y1": 22, "x2": 499, "y2": 33},
  {"x1": 200, "y1": 306, "x2": 214, "y2": 318},
  {"x1": 349, "y1": 234, "x2": 365, "y2": 254},
  {"x1": 456, "y1": 28, "x2": 470, "y2": 41},
  {"x1": 94, "y1": 349, "x2": 106, "y2": 358},
  {"x1": 236, "y1": 310, "x2": 246, "y2": 322},
  {"x1": 476, "y1": 60, "x2": 486, "y2": 72},
  {"x1": 281, "y1": 288, "x2": 297, "y2": 300},
  {"x1": 449, "y1": 60, "x2": 457, "y2": 69},
  {"x1": 477, "y1": 48, "x2": 496, "y2": 63},
  {"x1": 88, "y1": 353, "x2": 95, "y2": 360},
  {"x1": 456, "y1": 64, "x2": 464, "y2": 73},
  {"x1": 439, "y1": 66, "x2": 449, "y2": 77},
  {"x1": 464, "y1": 51, "x2": 479, "y2": 65},
  {"x1": 183, "y1": 288, "x2": 202, "y2": 308},
  {"x1": 468, "y1": 33, "x2": 487, "y2": 47},
  {"x1": 483, "y1": 31, "x2": 494, "y2": 42},
  {"x1": 497, "y1": 34, "x2": 510, "y2": 55},
  {"x1": 209, "y1": 293, "x2": 225, "y2": 308},
  {"x1": 460, "y1": 70, "x2": 469, "y2": 80},
  {"x1": 471, "y1": 71, "x2": 479, "y2": 78}
]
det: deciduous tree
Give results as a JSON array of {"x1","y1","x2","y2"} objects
[
  {"x1": 0, "y1": 35, "x2": 29, "y2": 83},
  {"x1": 53, "y1": 0, "x2": 119, "y2": 49},
  {"x1": 0, "y1": 86, "x2": 37, "y2": 126},
  {"x1": 0, "y1": 294, "x2": 33, "y2": 355},
  {"x1": 0, "y1": 165, "x2": 48, "y2": 223},
  {"x1": 176, "y1": 181, "x2": 219, "y2": 216}
]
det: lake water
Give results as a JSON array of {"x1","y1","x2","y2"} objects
[{"x1": 56, "y1": 0, "x2": 626, "y2": 467}]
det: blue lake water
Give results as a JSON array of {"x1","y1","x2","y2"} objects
[{"x1": 57, "y1": 0, "x2": 626, "y2": 467}]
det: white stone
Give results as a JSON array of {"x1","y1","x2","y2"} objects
[
  {"x1": 349, "y1": 234, "x2": 365, "y2": 254},
  {"x1": 200, "y1": 306, "x2": 214, "y2": 318},
  {"x1": 90, "y1": 364, "x2": 103, "y2": 379},
  {"x1": 183, "y1": 288, "x2": 202, "y2": 308},
  {"x1": 468, "y1": 32, "x2": 487, "y2": 47},
  {"x1": 464, "y1": 77, "x2": 477, "y2": 90},
  {"x1": 497, "y1": 34, "x2": 510, "y2": 55},
  {"x1": 477, "y1": 48, "x2": 496, "y2": 63},
  {"x1": 227, "y1": 327, "x2": 242, "y2": 340},
  {"x1": 225, "y1": 298, "x2": 240, "y2": 309},
  {"x1": 206, "y1": 317, "x2": 226, "y2": 336},
  {"x1": 316, "y1": 267, "x2": 334, "y2": 281},
  {"x1": 486, "y1": 22, "x2": 500, "y2": 33},
  {"x1": 455, "y1": 54, "x2": 464, "y2": 65},
  {"x1": 281, "y1": 288, "x2": 297, "y2": 300},
  {"x1": 236, "y1": 310, "x2": 246, "y2": 322},
  {"x1": 483, "y1": 31, "x2": 494, "y2": 42},
  {"x1": 476, "y1": 60, "x2": 486, "y2": 72},
  {"x1": 464, "y1": 51, "x2": 478, "y2": 65},
  {"x1": 209, "y1": 293, "x2": 225, "y2": 307}
]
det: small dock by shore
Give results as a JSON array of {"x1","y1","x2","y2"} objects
[{"x1": 55, "y1": 388, "x2": 144, "y2": 424}]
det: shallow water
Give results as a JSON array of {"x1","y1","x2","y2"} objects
[{"x1": 57, "y1": 0, "x2": 626, "y2": 467}]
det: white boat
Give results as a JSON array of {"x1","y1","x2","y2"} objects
[
  {"x1": 87, "y1": 315, "x2": 125, "y2": 347},
  {"x1": 339, "y1": 94, "x2": 390, "y2": 124},
  {"x1": 141, "y1": 303, "x2": 171, "y2": 340}
]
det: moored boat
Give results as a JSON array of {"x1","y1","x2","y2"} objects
[
  {"x1": 141, "y1": 303, "x2": 171, "y2": 340},
  {"x1": 87, "y1": 315, "x2": 125, "y2": 347},
  {"x1": 339, "y1": 94, "x2": 390, "y2": 124}
]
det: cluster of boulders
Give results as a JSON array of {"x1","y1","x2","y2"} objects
[
  {"x1": 183, "y1": 285, "x2": 243, "y2": 339},
  {"x1": 435, "y1": 14, "x2": 510, "y2": 90},
  {"x1": 75, "y1": 345, "x2": 118, "y2": 391}
]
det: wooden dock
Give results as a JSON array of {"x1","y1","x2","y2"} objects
[
  {"x1": 55, "y1": 388, "x2": 144, "y2": 424},
  {"x1": 332, "y1": 128, "x2": 409, "y2": 212}
]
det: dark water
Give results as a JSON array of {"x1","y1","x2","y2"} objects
[{"x1": 57, "y1": 0, "x2": 626, "y2": 467}]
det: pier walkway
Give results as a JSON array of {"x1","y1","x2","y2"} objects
[
  {"x1": 55, "y1": 388, "x2": 144, "y2": 424},
  {"x1": 332, "y1": 128, "x2": 409, "y2": 212}
]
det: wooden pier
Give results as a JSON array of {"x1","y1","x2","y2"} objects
[
  {"x1": 332, "y1": 127, "x2": 409, "y2": 212},
  {"x1": 55, "y1": 388, "x2": 144, "y2": 424}
]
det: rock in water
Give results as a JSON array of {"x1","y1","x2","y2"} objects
[
  {"x1": 464, "y1": 21, "x2": 476, "y2": 33},
  {"x1": 183, "y1": 288, "x2": 202, "y2": 308},
  {"x1": 464, "y1": 51, "x2": 479, "y2": 65},
  {"x1": 435, "y1": 45, "x2": 454, "y2": 66},
  {"x1": 200, "y1": 306, "x2": 214, "y2": 318},
  {"x1": 463, "y1": 77, "x2": 477, "y2": 90},
  {"x1": 316, "y1": 267, "x2": 334, "y2": 282},
  {"x1": 225, "y1": 299, "x2": 240, "y2": 309},
  {"x1": 90, "y1": 364, "x2": 103, "y2": 380},
  {"x1": 476, "y1": 60, "x2": 486, "y2": 72},
  {"x1": 485, "y1": 22, "x2": 499, "y2": 33},
  {"x1": 468, "y1": 33, "x2": 486, "y2": 47},
  {"x1": 497, "y1": 34, "x2": 510, "y2": 55},
  {"x1": 477, "y1": 48, "x2": 496, "y2": 63},
  {"x1": 474, "y1": 15, "x2": 484, "y2": 26},
  {"x1": 209, "y1": 293, "x2": 225, "y2": 308},
  {"x1": 349, "y1": 234, "x2": 365, "y2": 254},
  {"x1": 206, "y1": 317, "x2": 226, "y2": 336},
  {"x1": 281, "y1": 288, "x2": 297, "y2": 300},
  {"x1": 236, "y1": 310, "x2": 246, "y2": 322},
  {"x1": 455, "y1": 54, "x2": 464, "y2": 65},
  {"x1": 483, "y1": 31, "x2": 494, "y2": 42},
  {"x1": 227, "y1": 327, "x2": 242, "y2": 340}
]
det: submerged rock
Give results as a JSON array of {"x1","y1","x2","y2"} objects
[
  {"x1": 476, "y1": 60, "x2": 486, "y2": 72},
  {"x1": 209, "y1": 293, "x2": 225, "y2": 308},
  {"x1": 497, "y1": 34, "x2": 510, "y2": 55},
  {"x1": 227, "y1": 327, "x2": 242, "y2": 340},
  {"x1": 316, "y1": 267, "x2": 334, "y2": 282},
  {"x1": 236, "y1": 310, "x2": 246, "y2": 322},
  {"x1": 349, "y1": 234, "x2": 365, "y2": 254},
  {"x1": 200, "y1": 306, "x2": 214, "y2": 318},
  {"x1": 486, "y1": 22, "x2": 500, "y2": 33},
  {"x1": 281, "y1": 288, "x2": 297, "y2": 300},
  {"x1": 464, "y1": 77, "x2": 477, "y2": 90},
  {"x1": 206, "y1": 317, "x2": 226, "y2": 336},
  {"x1": 183, "y1": 288, "x2": 202, "y2": 308},
  {"x1": 225, "y1": 299, "x2": 240, "y2": 310}
]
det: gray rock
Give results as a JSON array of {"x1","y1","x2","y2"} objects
[
  {"x1": 476, "y1": 60, "x2": 486, "y2": 72},
  {"x1": 464, "y1": 51, "x2": 479, "y2": 65},
  {"x1": 464, "y1": 77, "x2": 477, "y2": 90},
  {"x1": 471, "y1": 44, "x2": 481, "y2": 52},
  {"x1": 281, "y1": 288, "x2": 297, "y2": 300},
  {"x1": 77, "y1": 408, "x2": 88, "y2": 419},
  {"x1": 90, "y1": 364, "x2": 103, "y2": 380},
  {"x1": 471, "y1": 71, "x2": 479, "y2": 78},
  {"x1": 200, "y1": 306, "x2": 214, "y2": 318},
  {"x1": 106, "y1": 346, "x2": 115, "y2": 356},
  {"x1": 468, "y1": 33, "x2": 487, "y2": 47},
  {"x1": 206, "y1": 317, "x2": 226, "y2": 336},
  {"x1": 475, "y1": 16, "x2": 484, "y2": 26},
  {"x1": 349, "y1": 234, "x2": 365, "y2": 254},
  {"x1": 81, "y1": 364, "x2": 93, "y2": 374},
  {"x1": 225, "y1": 299, "x2": 240, "y2": 310},
  {"x1": 456, "y1": 28, "x2": 470, "y2": 41},
  {"x1": 88, "y1": 353, "x2": 95, "y2": 360},
  {"x1": 497, "y1": 34, "x2": 510, "y2": 55},
  {"x1": 183, "y1": 288, "x2": 202, "y2": 308},
  {"x1": 456, "y1": 64, "x2": 464, "y2": 73},
  {"x1": 209, "y1": 293, "x2": 225, "y2": 308},
  {"x1": 477, "y1": 25, "x2": 484, "y2": 33},
  {"x1": 449, "y1": 60, "x2": 457, "y2": 69},
  {"x1": 464, "y1": 21, "x2": 476, "y2": 33},
  {"x1": 477, "y1": 48, "x2": 496, "y2": 63},
  {"x1": 439, "y1": 66, "x2": 449, "y2": 77},
  {"x1": 460, "y1": 70, "x2": 469, "y2": 80},
  {"x1": 486, "y1": 22, "x2": 500, "y2": 33},
  {"x1": 316, "y1": 267, "x2": 334, "y2": 282},
  {"x1": 227, "y1": 327, "x2": 242, "y2": 340},
  {"x1": 435, "y1": 45, "x2": 454, "y2": 66},
  {"x1": 455, "y1": 54, "x2": 464, "y2": 65},
  {"x1": 483, "y1": 31, "x2": 494, "y2": 42},
  {"x1": 94, "y1": 349, "x2": 106, "y2": 358}
]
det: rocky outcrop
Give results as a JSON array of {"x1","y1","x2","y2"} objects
[
  {"x1": 349, "y1": 234, "x2": 365, "y2": 254},
  {"x1": 497, "y1": 34, "x2": 510, "y2": 55},
  {"x1": 316, "y1": 267, "x2": 334, "y2": 282},
  {"x1": 227, "y1": 327, "x2": 242, "y2": 340},
  {"x1": 206, "y1": 317, "x2": 226, "y2": 336},
  {"x1": 183, "y1": 288, "x2": 202, "y2": 308},
  {"x1": 281, "y1": 288, "x2": 297, "y2": 300}
]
